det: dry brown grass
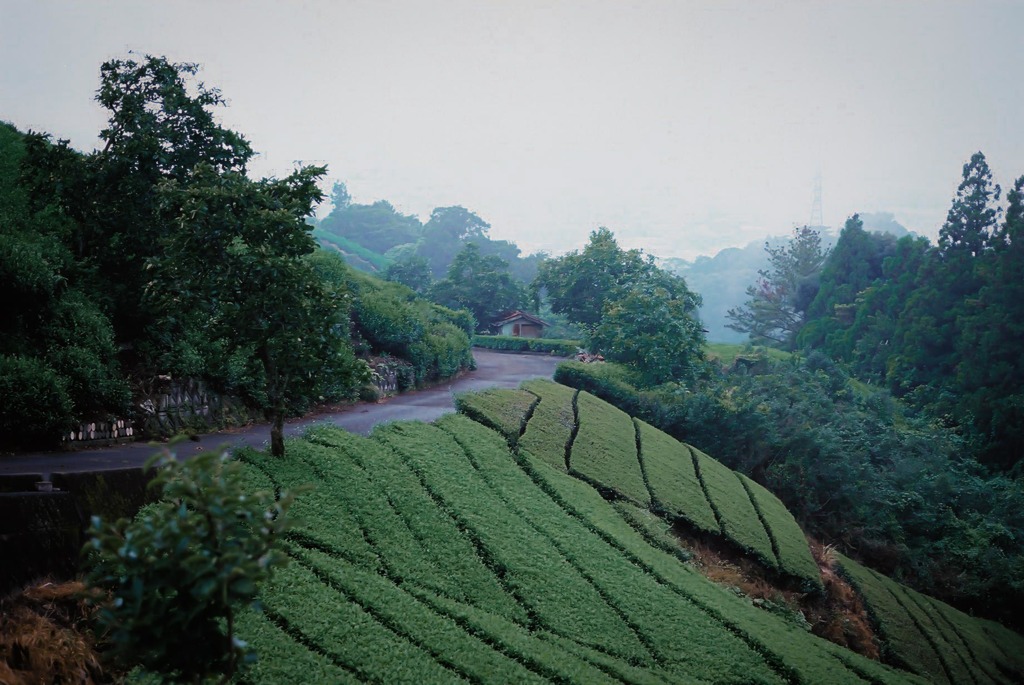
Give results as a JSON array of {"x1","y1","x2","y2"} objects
[
  {"x1": 0, "y1": 580, "x2": 105, "y2": 684},
  {"x1": 806, "y1": 540, "x2": 880, "y2": 659},
  {"x1": 670, "y1": 523, "x2": 882, "y2": 661}
]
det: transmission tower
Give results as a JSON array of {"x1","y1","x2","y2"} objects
[{"x1": 809, "y1": 172, "x2": 824, "y2": 228}]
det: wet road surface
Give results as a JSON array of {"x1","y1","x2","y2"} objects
[{"x1": 0, "y1": 349, "x2": 562, "y2": 477}]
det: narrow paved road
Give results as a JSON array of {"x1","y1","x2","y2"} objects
[{"x1": 0, "y1": 349, "x2": 561, "y2": 477}]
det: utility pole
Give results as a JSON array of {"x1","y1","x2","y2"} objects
[
  {"x1": 809, "y1": 171, "x2": 824, "y2": 228},
  {"x1": 806, "y1": 169, "x2": 823, "y2": 227}
]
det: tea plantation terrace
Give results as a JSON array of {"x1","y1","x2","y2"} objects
[{"x1": 223, "y1": 380, "x2": 1023, "y2": 684}]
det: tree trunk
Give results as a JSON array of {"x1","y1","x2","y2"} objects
[{"x1": 270, "y1": 409, "x2": 285, "y2": 457}]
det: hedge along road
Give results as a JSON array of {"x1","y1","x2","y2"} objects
[{"x1": 0, "y1": 349, "x2": 562, "y2": 477}]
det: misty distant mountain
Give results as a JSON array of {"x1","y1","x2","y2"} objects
[{"x1": 663, "y1": 213, "x2": 911, "y2": 344}]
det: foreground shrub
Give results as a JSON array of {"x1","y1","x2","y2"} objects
[{"x1": 85, "y1": 447, "x2": 300, "y2": 683}]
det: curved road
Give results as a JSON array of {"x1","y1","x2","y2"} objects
[{"x1": 0, "y1": 349, "x2": 561, "y2": 477}]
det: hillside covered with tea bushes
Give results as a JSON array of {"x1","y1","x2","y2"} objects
[{"x1": 226, "y1": 381, "x2": 1024, "y2": 684}]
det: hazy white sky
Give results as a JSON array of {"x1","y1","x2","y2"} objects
[{"x1": 2, "y1": 0, "x2": 1022, "y2": 260}]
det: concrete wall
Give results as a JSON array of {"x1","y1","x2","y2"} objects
[{"x1": 0, "y1": 467, "x2": 155, "y2": 594}]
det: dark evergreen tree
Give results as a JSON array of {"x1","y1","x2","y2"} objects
[
  {"x1": 727, "y1": 226, "x2": 828, "y2": 348},
  {"x1": 956, "y1": 175, "x2": 1024, "y2": 467}
]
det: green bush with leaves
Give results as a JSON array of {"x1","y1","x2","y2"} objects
[
  {"x1": 473, "y1": 335, "x2": 580, "y2": 356},
  {"x1": 0, "y1": 354, "x2": 74, "y2": 448},
  {"x1": 454, "y1": 387, "x2": 537, "y2": 443},
  {"x1": 571, "y1": 391, "x2": 650, "y2": 505},
  {"x1": 85, "y1": 447, "x2": 300, "y2": 683},
  {"x1": 316, "y1": 254, "x2": 474, "y2": 384},
  {"x1": 518, "y1": 379, "x2": 577, "y2": 471}
]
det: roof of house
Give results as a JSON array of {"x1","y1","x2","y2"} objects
[{"x1": 493, "y1": 310, "x2": 549, "y2": 327}]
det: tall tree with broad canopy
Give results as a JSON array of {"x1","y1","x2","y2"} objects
[
  {"x1": 727, "y1": 226, "x2": 828, "y2": 348},
  {"x1": 428, "y1": 242, "x2": 527, "y2": 332},
  {"x1": 20, "y1": 55, "x2": 254, "y2": 371},
  {"x1": 534, "y1": 227, "x2": 704, "y2": 384},
  {"x1": 418, "y1": 206, "x2": 492, "y2": 276},
  {"x1": 589, "y1": 276, "x2": 705, "y2": 386},
  {"x1": 533, "y1": 227, "x2": 652, "y2": 329},
  {"x1": 153, "y1": 164, "x2": 366, "y2": 456}
]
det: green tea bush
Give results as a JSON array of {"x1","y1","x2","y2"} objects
[
  {"x1": 836, "y1": 554, "x2": 950, "y2": 682},
  {"x1": 838, "y1": 552, "x2": 1024, "y2": 685},
  {"x1": 233, "y1": 608, "x2": 361, "y2": 684},
  {"x1": 304, "y1": 426, "x2": 525, "y2": 621},
  {"x1": 291, "y1": 545, "x2": 544, "y2": 685},
  {"x1": 407, "y1": 321, "x2": 474, "y2": 384},
  {"x1": 571, "y1": 391, "x2": 650, "y2": 505},
  {"x1": 85, "y1": 447, "x2": 299, "y2": 683},
  {"x1": 518, "y1": 380, "x2": 577, "y2": 471},
  {"x1": 513, "y1": 444, "x2": 899, "y2": 685},
  {"x1": 259, "y1": 557, "x2": 461, "y2": 683},
  {"x1": 689, "y1": 446, "x2": 777, "y2": 568},
  {"x1": 436, "y1": 414, "x2": 789, "y2": 683},
  {"x1": 894, "y1": 585, "x2": 982, "y2": 685},
  {"x1": 738, "y1": 473, "x2": 821, "y2": 589},
  {"x1": 931, "y1": 601, "x2": 1024, "y2": 684},
  {"x1": 635, "y1": 419, "x2": 719, "y2": 534},
  {"x1": 313, "y1": 230, "x2": 392, "y2": 271},
  {"x1": 375, "y1": 421, "x2": 646, "y2": 661},
  {"x1": 454, "y1": 388, "x2": 537, "y2": 443},
  {"x1": 554, "y1": 361, "x2": 649, "y2": 414},
  {"x1": 473, "y1": 335, "x2": 580, "y2": 356},
  {"x1": 237, "y1": 446, "x2": 378, "y2": 568},
  {"x1": 411, "y1": 590, "x2": 620, "y2": 685}
]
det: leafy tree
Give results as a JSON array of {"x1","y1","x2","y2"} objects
[
  {"x1": 429, "y1": 242, "x2": 527, "y2": 332},
  {"x1": 533, "y1": 227, "x2": 652, "y2": 329},
  {"x1": 423, "y1": 205, "x2": 490, "y2": 241},
  {"x1": 153, "y1": 164, "x2": 365, "y2": 456},
  {"x1": 589, "y1": 278, "x2": 704, "y2": 385},
  {"x1": 956, "y1": 174, "x2": 1024, "y2": 467},
  {"x1": 939, "y1": 151, "x2": 1001, "y2": 260},
  {"x1": 417, "y1": 206, "x2": 492, "y2": 276},
  {"x1": 800, "y1": 215, "x2": 897, "y2": 353},
  {"x1": 86, "y1": 446, "x2": 300, "y2": 682},
  {"x1": 0, "y1": 123, "x2": 129, "y2": 447},
  {"x1": 383, "y1": 254, "x2": 433, "y2": 294},
  {"x1": 727, "y1": 226, "x2": 828, "y2": 348},
  {"x1": 535, "y1": 227, "x2": 704, "y2": 383},
  {"x1": 21, "y1": 56, "x2": 254, "y2": 364},
  {"x1": 318, "y1": 195, "x2": 423, "y2": 255}
]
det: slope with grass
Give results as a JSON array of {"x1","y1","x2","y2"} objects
[
  {"x1": 570, "y1": 391, "x2": 650, "y2": 506},
  {"x1": 454, "y1": 388, "x2": 537, "y2": 445},
  {"x1": 738, "y1": 473, "x2": 822, "y2": 589},
  {"x1": 635, "y1": 418, "x2": 720, "y2": 534},
  {"x1": 208, "y1": 379, "x2": 1024, "y2": 684},
  {"x1": 836, "y1": 553, "x2": 1024, "y2": 685},
  {"x1": 689, "y1": 445, "x2": 778, "y2": 569},
  {"x1": 223, "y1": 416, "x2": 933, "y2": 683},
  {"x1": 517, "y1": 379, "x2": 577, "y2": 472},
  {"x1": 474, "y1": 380, "x2": 791, "y2": 574}
]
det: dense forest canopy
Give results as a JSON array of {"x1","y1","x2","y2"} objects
[
  {"x1": 725, "y1": 152, "x2": 1024, "y2": 470},
  {"x1": 0, "y1": 56, "x2": 474, "y2": 455}
]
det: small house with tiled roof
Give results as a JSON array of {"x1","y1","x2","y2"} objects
[{"x1": 493, "y1": 310, "x2": 548, "y2": 338}]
